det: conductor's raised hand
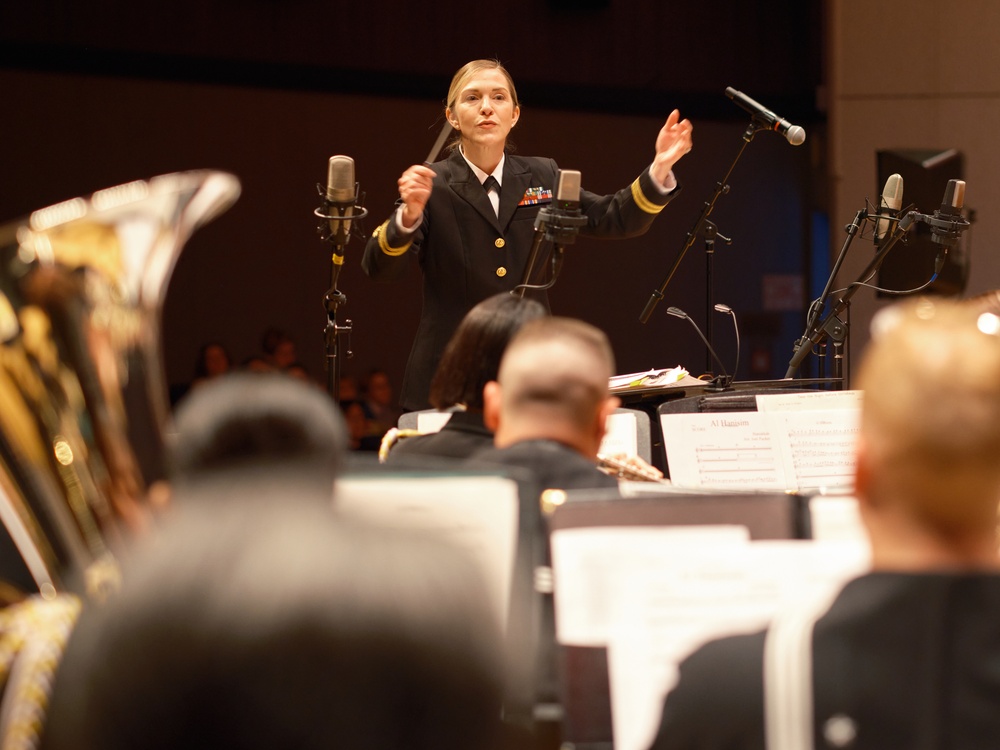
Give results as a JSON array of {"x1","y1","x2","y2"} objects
[
  {"x1": 398, "y1": 164, "x2": 436, "y2": 229},
  {"x1": 650, "y1": 109, "x2": 694, "y2": 186}
]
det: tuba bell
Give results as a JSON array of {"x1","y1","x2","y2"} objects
[{"x1": 0, "y1": 171, "x2": 240, "y2": 601}]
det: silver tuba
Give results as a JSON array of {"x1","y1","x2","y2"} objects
[{"x1": 0, "y1": 171, "x2": 240, "y2": 601}]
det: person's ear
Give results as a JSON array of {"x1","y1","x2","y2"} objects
[
  {"x1": 445, "y1": 108, "x2": 460, "y2": 129},
  {"x1": 511, "y1": 105, "x2": 520, "y2": 128},
  {"x1": 483, "y1": 381, "x2": 502, "y2": 432}
]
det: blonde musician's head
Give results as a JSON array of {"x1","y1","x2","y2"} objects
[{"x1": 855, "y1": 299, "x2": 1000, "y2": 567}]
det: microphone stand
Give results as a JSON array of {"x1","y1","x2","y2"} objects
[
  {"x1": 703, "y1": 220, "x2": 732, "y2": 374},
  {"x1": 515, "y1": 206, "x2": 587, "y2": 297},
  {"x1": 786, "y1": 208, "x2": 867, "y2": 380},
  {"x1": 314, "y1": 185, "x2": 368, "y2": 401},
  {"x1": 784, "y1": 211, "x2": 917, "y2": 381},
  {"x1": 639, "y1": 119, "x2": 767, "y2": 372}
]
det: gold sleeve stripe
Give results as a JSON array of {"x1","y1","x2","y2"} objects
[
  {"x1": 630, "y1": 179, "x2": 666, "y2": 215},
  {"x1": 374, "y1": 220, "x2": 412, "y2": 257}
]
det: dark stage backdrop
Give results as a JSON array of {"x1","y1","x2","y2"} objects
[{"x1": 0, "y1": 67, "x2": 821, "y2": 400}]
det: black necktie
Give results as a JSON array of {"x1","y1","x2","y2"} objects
[{"x1": 483, "y1": 176, "x2": 500, "y2": 216}]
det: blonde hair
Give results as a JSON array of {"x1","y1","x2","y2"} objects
[
  {"x1": 445, "y1": 59, "x2": 519, "y2": 112},
  {"x1": 859, "y1": 298, "x2": 1000, "y2": 533}
]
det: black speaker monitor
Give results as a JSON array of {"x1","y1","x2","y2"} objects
[{"x1": 876, "y1": 148, "x2": 967, "y2": 296}]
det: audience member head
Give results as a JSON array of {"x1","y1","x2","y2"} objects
[
  {"x1": 429, "y1": 293, "x2": 547, "y2": 411},
  {"x1": 855, "y1": 298, "x2": 1000, "y2": 569},
  {"x1": 362, "y1": 368, "x2": 395, "y2": 408},
  {"x1": 41, "y1": 501, "x2": 506, "y2": 750},
  {"x1": 338, "y1": 374, "x2": 359, "y2": 403},
  {"x1": 484, "y1": 316, "x2": 619, "y2": 459},
  {"x1": 261, "y1": 328, "x2": 297, "y2": 369},
  {"x1": 193, "y1": 341, "x2": 231, "y2": 381},
  {"x1": 169, "y1": 372, "x2": 347, "y2": 502}
]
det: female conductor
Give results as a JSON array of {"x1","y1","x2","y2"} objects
[{"x1": 362, "y1": 58, "x2": 693, "y2": 411}]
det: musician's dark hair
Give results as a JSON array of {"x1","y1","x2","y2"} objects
[
  {"x1": 169, "y1": 372, "x2": 347, "y2": 497},
  {"x1": 41, "y1": 501, "x2": 505, "y2": 750},
  {"x1": 428, "y1": 293, "x2": 547, "y2": 410}
]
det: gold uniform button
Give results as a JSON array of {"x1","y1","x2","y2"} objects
[
  {"x1": 496, "y1": 266, "x2": 507, "y2": 278},
  {"x1": 494, "y1": 238, "x2": 505, "y2": 248}
]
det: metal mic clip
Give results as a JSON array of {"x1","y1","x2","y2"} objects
[{"x1": 314, "y1": 183, "x2": 369, "y2": 245}]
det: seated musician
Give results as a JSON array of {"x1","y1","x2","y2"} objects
[
  {"x1": 386, "y1": 292, "x2": 546, "y2": 463},
  {"x1": 40, "y1": 500, "x2": 505, "y2": 750},
  {"x1": 470, "y1": 316, "x2": 624, "y2": 492},
  {"x1": 649, "y1": 298, "x2": 1000, "y2": 749}
]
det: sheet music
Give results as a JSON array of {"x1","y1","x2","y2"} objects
[
  {"x1": 550, "y1": 525, "x2": 750, "y2": 646},
  {"x1": 661, "y1": 407, "x2": 860, "y2": 492},
  {"x1": 415, "y1": 411, "x2": 452, "y2": 433},
  {"x1": 775, "y1": 410, "x2": 860, "y2": 491},
  {"x1": 809, "y1": 495, "x2": 865, "y2": 542},
  {"x1": 334, "y1": 474, "x2": 519, "y2": 630},
  {"x1": 609, "y1": 366, "x2": 689, "y2": 390},
  {"x1": 603, "y1": 539, "x2": 869, "y2": 750},
  {"x1": 755, "y1": 389, "x2": 864, "y2": 412},
  {"x1": 661, "y1": 412, "x2": 788, "y2": 489},
  {"x1": 599, "y1": 411, "x2": 639, "y2": 457}
]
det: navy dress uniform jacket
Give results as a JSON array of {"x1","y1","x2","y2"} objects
[
  {"x1": 361, "y1": 150, "x2": 679, "y2": 410},
  {"x1": 649, "y1": 572, "x2": 1000, "y2": 750}
]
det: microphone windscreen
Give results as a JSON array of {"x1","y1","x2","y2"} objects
[
  {"x1": 555, "y1": 169, "x2": 581, "y2": 208},
  {"x1": 882, "y1": 173, "x2": 904, "y2": 211},
  {"x1": 940, "y1": 179, "x2": 966, "y2": 214},
  {"x1": 326, "y1": 155, "x2": 355, "y2": 202},
  {"x1": 325, "y1": 155, "x2": 355, "y2": 241},
  {"x1": 785, "y1": 125, "x2": 806, "y2": 146},
  {"x1": 875, "y1": 173, "x2": 903, "y2": 241}
]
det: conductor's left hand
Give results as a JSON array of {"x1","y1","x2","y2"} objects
[{"x1": 650, "y1": 109, "x2": 693, "y2": 186}]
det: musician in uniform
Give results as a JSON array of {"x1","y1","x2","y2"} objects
[
  {"x1": 362, "y1": 58, "x2": 693, "y2": 410},
  {"x1": 386, "y1": 292, "x2": 547, "y2": 463},
  {"x1": 648, "y1": 299, "x2": 1000, "y2": 750},
  {"x1": 471, "y1": 316, "x2": 622, "y2": 493}
]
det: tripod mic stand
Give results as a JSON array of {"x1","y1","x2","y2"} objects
[
  {"x1": 639, "y1": 118, "x2": 765, "y2": 377},
  {"x1": 314, "y1": 184, "x2": 368, "y2": 401}
]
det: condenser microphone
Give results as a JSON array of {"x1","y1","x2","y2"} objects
[
  {"x1": 927, "y1": 179, "x2": 969, "y2": 249},
  {"x1": 875, "y1": 173, "x2": 903, "y2": 244},
  {"x1": 533, "y1": 169, "x2": 587, "y2": 245},
  {"x1": 554, "y1": 169, "x2": 581, "y2": 212},
  {"x1": 325, "y1": 155, "x2": 356, "y2": 246},
  {"x1": 546, "y1": 169, "x2": 584, "y2": 278},
  {"x1": 714, "y1": 303, "x2": 740, "y2": 382},
  {"x1": 516, "y1": 170, "x2": 587, "y2": 296},
  {"x1": 667, "y1": 306, "x2": 731, "y2": 387},
  {"x1": 725, "y1": 87, "x2": 806, "y2": 146}
]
